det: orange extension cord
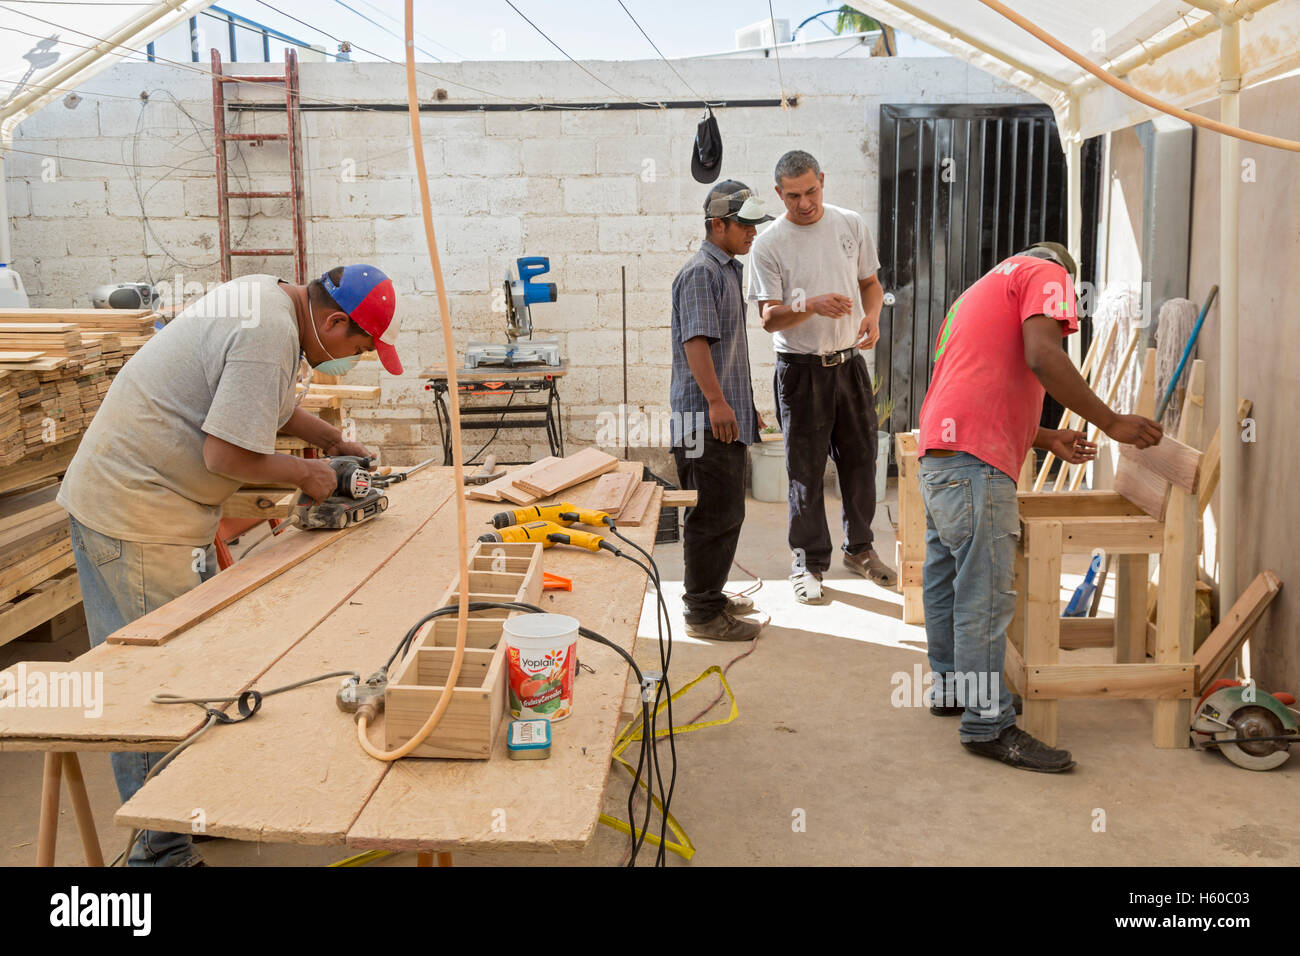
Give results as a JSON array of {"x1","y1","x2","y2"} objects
[{"x1": 356, "y1": 0, "x2": 470, "y2": 759}]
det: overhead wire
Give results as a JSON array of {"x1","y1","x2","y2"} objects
[
  {"x1": 348, "y1": 0, "x2": 468, "y2": 60},
  {"x1": 767, "y1": 0, "x2": 790, "y2": 109},
  {"x1": 501, "y1": 0, "x2": 664, "y2": 108},
  {"x1": 329, "y1": 0, "x2": 444, "y2": 61},
  {"x1": 614, "y1": 0, "x2": 710, "y2": 104}
]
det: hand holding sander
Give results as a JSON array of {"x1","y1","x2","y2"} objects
[{"x1": 282, "y1": 455, "x2": 436, "y2": 532}]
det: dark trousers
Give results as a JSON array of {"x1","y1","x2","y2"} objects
[
  {"x1": 774, "y1": 353, "x2": 879, "y2": 574},
  {"x1": 673, "y1": 432, "x2": 747, "y2": 624}
]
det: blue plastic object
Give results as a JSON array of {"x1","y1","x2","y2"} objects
[
  {"x1": 1063, "y1": 553, "x2": 1103, "y2": 617},
  {"x1": 517, "y1": 256, "x2": 556, "y2": 306}
]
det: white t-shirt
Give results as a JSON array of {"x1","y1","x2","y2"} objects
[{"x1": 746, "y1": 203, "x2": 881, "y2": 355}]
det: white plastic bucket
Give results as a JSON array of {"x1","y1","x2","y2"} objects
[
  {"x1": 503, "y1": 613, "x2": 578, "y2": 721},
  {"x1": 749, "y1": 440, "x2": 788, "y2": 503}
]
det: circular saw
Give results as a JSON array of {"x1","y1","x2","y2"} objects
[{"x1": 1191, "y1": 679, "x2": 1299, "y2": 770}]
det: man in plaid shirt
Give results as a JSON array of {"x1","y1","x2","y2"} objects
[{"x1": 669, "y1": 180, "x2": 773, "y2": 641}]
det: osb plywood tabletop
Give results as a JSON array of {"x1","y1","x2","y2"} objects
[{"x1": 115, "y1": 462, "x2": 658, "y2": 853}]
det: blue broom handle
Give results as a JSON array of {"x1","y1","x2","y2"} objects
[{"x1": 1155, "y1": 285, "x2": 1218, "y2": 420}]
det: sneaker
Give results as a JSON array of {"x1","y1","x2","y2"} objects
[
  {"x1": 791, "y1": 570, "x2": 828, "y2": 605},
  {"x1": 962, "y1": 725, "x2": 1076, "y2": 773},
  {"x1": 684, "y1": 610, "x2": 762, "y2": 642},
  {"x1": 843, "y1": 549, "x2": 898, "y2": 587},
  {"x1": 726, "y1": 593, "x2": 755, "y2": 614}
]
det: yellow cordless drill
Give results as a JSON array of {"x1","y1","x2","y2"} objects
[
  {"x1": 478, "y1": 519, "x2": 620, "y2": 554},
  {"x1": 487, "y1": 502, "x2": 612, "y2": 530}
]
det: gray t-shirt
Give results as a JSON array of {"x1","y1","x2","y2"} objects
[
  {"x1": 59, "y1": 275, "x2": 302, "y2": 547},
  {"x1": 746, "y1": 203, "x2": 881, "y2": 355}
]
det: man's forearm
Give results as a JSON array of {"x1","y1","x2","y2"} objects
[
  {"x1": 1030, "y1": 350, "x2": 1118, "y2": 432},
  {"x1": 203, "y1": 435, "x2": 312, "y2": 487},
  {"x1": 682, "y1": 338, "x2": 725, "y2": 402},
  {"x1": 859, "y1": 279, "x2": 883, "y2": 325},
  {"x1": 761, "y1": 302, "x2": 818, "y2": 333},
  {"x1": 1033, "y1": 426, "x2": 1056, "y2": 450},
  {"x1": 279, "y1": 405, "x2": 343, "y2": 451}
]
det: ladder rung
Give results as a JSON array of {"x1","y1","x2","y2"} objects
[
  {"x1": 231, "y1": 249, "x2": 294, "y2": 256},
  {"x1": 227, "y1": 191, "x2": 292, "y2": 199},
  {"x1": 220, "y1": 75, "x2": 286, "y2": 83},
  {"x1": 221, "y1": 133, "x2": 287, "y2": 141}
]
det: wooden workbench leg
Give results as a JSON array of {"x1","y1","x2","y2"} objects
[
  {"x1": 436, "y1": 852, "x2": 453, "y2": 867},
  {"x1": 37, "y1": 752, "x2": 63, "y2": 867},
  {"x1": 1004, "y1": 543, "x2": 1027, "y2": 694},
  {"x1": 62, "y1": 753, "x2": 105, "y2": 867},
  {"x1": 1115, "y1": 554, "x2": 1148, "y2": 663},
  {"x1": 1022, "y1": 522, "x2": 1062, "y2": 746}
]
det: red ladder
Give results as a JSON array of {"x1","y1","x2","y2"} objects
[{"x1": 210, "y1": 48, "x2": 307, "y2": 283}]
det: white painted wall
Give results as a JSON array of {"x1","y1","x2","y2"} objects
[{"x1": 6, "y1": 56, "x2": 1031, "y2": 469}]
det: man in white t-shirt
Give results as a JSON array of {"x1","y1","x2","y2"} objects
[{"x1": 747, "y1": 150, "x2": 896, "y2": 604}]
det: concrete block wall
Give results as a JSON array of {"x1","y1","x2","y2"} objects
[{"x1": 7, "y1": 57, "x2": 1031, "y2": 470}]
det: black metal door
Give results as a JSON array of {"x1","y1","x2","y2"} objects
[{"x1": 876, "y1": 103, "x2": 1073, "y2": 439}]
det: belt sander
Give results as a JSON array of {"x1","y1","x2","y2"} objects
[{"x1": 281, "y1": 455, "x2": 435, "y2": 532}]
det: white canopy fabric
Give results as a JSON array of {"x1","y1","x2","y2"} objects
[
  {"x1": 848, "y1": 0, "x2": 1300, "y2": 144},
  {"x1": 1, "y1": 0, "x2": 217, "y2": 143}
]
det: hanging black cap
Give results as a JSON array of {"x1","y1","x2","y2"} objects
[{"x1": 691, "y1": 108, "x2": 723, "y2": 184}]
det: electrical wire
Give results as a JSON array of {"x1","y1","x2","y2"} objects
[
  {"x1": 329, "y1": 0, "x2": 443, "y2": 62},
  {"x1": 767, "y1": 0, "x2": 790, "y2": 109},
  {"x1": 462, "y1": 388, "x2": 516, "y2": 466},
  {"x1": 347, "y1": 0, "x2": 468, "y2": 60},
  {"x1": 501, "y1": 0, "x2": 664, "y2": 108},
  {"x1": 615, "y1": 0, "x2": 710, "y2": 104}
]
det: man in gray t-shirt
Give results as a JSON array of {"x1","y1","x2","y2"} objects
[
  {"x1": 58, "y1": 263, "x2": 404, "y2": 866},
  {"x1": 748, "y1": 150, "x2": 897, "y2": 605}
]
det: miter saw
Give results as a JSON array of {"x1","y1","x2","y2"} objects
[
  {"x1": 1191, "y1": 678, "x2": 1299, "y2": 770},
  {"x1": 465, "y1": 256, "x2": 562, "y2": 369}
]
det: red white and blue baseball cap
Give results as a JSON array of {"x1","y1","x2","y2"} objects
[{"x1": 320, "y1": 264, "x2": 403, "y2": 374}]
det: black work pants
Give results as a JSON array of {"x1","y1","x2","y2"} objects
[
  {"x1": 673, "y1": 432, "x2": 747, "y2": 624},
  {"x1": 774, "y1": 353, "x2": 879, "y2": 574}
]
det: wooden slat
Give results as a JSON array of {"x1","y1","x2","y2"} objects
[
  {"x1": 0, "y1": 323, "x2": 77, "y2": 334},
  {"x1": 1022, "y1": 520, "x2": 1061, "y2": 744},
  {"x1": 1117, "y1": 434, "x2": 1201, "y2": 495},
  {"x1": 0, "y1": 440, "x2": 78, "y2": 495},
  {"x1": 1059, "y1": 616, "x2": 1114, "y2": 649},
  {"x1": 1016, "y1": 491, "x2": 1144, "y2": 518},
  {"x1": 305, "y1": 385, "x2": 381, "y2": 401},
  {"x1": 0, "y1": 351, "x2": 43, "y2": 362},
  {"x1": 0, "y1": 546, "x2": 75, "y2": 605},
  {"x1": 106, "y1": 526, "x2": 355, "y2": 645},
  {"x1": 464, "y1": 456, "x2": 559, "y2": 504},
  {"x1": 513, "y1": 447, "x2": 618, "y2": 498},
  {"x1": 1193, "y1": 570, "x2": 1283, "y2": 692},
  {"x1": 221, "y1": 490, "x2": 295, "y2": 520},
  {"x1": 1026, "y1": 663, "x2": 1194, "y2": 699},
  {"x1": 0, "y1": 570, "x2": 80, "y2": 647},
  {"x1": 616, "y1": 483, "x2": 660, "y2": 527},
  {"x1": 0, "y1": 483, "x2": 61, "y2": 535},
  {"x1": 660, "y1": 489, "x2": 696, "y2": 508},
  {"x1": 587, "y1": 472, "x2": 635, "y2": 516}
]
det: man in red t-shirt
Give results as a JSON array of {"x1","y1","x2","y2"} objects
[{"x1": 916, "y1": 241, "x2": 1162, "y2": 772}]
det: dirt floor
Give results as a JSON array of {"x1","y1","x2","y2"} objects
[{"x1": 3, "y1": 481, "x2": 1298, "y2": 867}]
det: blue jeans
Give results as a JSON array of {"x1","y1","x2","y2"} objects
[
  {"x1": 68, "y1": 515, "x2": 217, "y2": 866},
  {"x1": 918, "y1": 453, "x2": 1018, "y2": 742}
]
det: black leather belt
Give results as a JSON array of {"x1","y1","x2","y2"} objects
[{"x1": 776, "y1": 347, "x2": 857, "y2": 367}]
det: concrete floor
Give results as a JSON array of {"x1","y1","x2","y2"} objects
[{"x1": 4, "y1": 481, "x2": 1298, "y2": 867}]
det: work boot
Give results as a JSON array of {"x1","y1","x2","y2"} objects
[
  {"x1": 962, "y1": 725, "x2": 1076, "y2": 773},
  {"x1": 843, "y1": 549, "x2": 898, "y2": 588},
  {"x1": 684, "y1": 610, "x2": 762, "y2": 642}
]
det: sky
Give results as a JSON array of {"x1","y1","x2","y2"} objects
[{"x1": 211, "y1": 1, "x2": 880, "y2": 63}]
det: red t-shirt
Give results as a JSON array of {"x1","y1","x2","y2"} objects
[{"x1": 918, "y1": 255, "x2": 1077, "y2": 480}]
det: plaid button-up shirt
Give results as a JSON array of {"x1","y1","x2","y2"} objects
[{"x1": 669, "y1": 241, "x2": 759, "y2": 447}]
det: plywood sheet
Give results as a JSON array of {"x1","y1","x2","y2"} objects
[{"x1": 0, "y1": 472, "x2": 456, "y2": 750}]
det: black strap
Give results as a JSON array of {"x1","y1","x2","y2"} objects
[{"x1": 205, "y1": 690, "x2": 263, "y2": 724}]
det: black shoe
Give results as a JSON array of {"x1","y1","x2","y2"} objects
[
  {"x1": 962, "y1": 725, "x2": 1076, "y2": 773},
  {"x1": 930, "y1": 704, "x2": 963, "y2": 717}
]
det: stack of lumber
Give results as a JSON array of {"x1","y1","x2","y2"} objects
[
  {"x1": 465, "y1": 447, "x2": 619, "y2": 506},
  {"x1": 0, "y1": 309, "x2": 156, "y2": 468},
  {"x1": 0, "y1": 482, "x2": 79, "y2": 647},
  {"x1": 584, "y1": 470, "x2": 660, "y2": 527}
]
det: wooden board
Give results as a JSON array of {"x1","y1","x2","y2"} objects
[
  {"x1": 305, "y1": 385, "x2": 381, "y2": 401},
  {"x1": 0, "y1": 351, "x2": 43, "y2": 362},
  {"x1": 0, "y1": 471, "x2": 457, "y2": 750},
  {"x1": 106, "y1": 525, "x2": 357, "y2": 646},
  {"x1": 0, "y1": 323, "x2": 78, "y2": 334},
  {"x1": 660, "y1": 490, "x2": 697, "y2": 508},
  {"x1": 0, "y1": 483, "x2": 61, "y2": 535},
  {"x1": 1026, "y1": 663, "x2": 1194, "y2": 699},
  {"x1": 0, "y1": 439, "x2": 78, "y2": 495},
  {"x1": 221, "y1": 490, "x2": 295, "y2": 520},
  {"x1": 0, "y1": 540, "x2": 74, "y2": 605},
  {"x1": 0, "y1": 309, "x2": 151, "y2": 322},
  {"x1": 117, "y1": 470, "x2": 657, "y2": 849},
  {"x1": 587, "y1": 472, "x2": 636, "y2": 516},
  {"x1": 464, "y1": 456, "x2": 559, "y2": 503},
  {"x1": 0, "y1": 357, "x2": 66, "y2": 372},
  {"x1": 513, "y1": 447, "x2": 618, "y2": 498},
  {"x1": 1193, "y1": 570, "x2": 1282, "y2": 692},
  {"x1": 616, "y1": 482, "x2": 658, "y2": 527},
  {"x1": 0, "y1": 569, "x2": 80, "y2": 647}
]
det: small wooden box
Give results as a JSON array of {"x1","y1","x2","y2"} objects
[{"x1": 384, "y1": 541, "x2": 544, "y2": 758}]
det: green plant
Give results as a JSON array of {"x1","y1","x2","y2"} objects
[
  {"x1": 872, "y1": 374, "x2": 893, "y2": 426},
  {"x1": 835, "y1": 5, "x2": 881, "y2": 35}
]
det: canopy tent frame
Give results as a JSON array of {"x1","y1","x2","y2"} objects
[{"x1": 847, "y1": 0, "x2": 1300, "y2": 620}]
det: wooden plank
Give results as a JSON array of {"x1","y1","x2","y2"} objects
[
  {"x1": 0, "y1": 510, "x2": 70, "y2": 571},
  {"x1": 1021, "y1": 521, "x2": 1061, "y2": 745},
  {"x1": 0, "y1": 357, "x2": 67, "y2": 372},
  {"x1": 0, "y1": 439, "x2": 78, "y2": 495},
  {"x1": 0, "y1": 309, "x2": 151, "y2": 321},
  {"x1": 221, "y1": 490, "x2": 294, "y2": 520},
  {"x1": 587, "y1": 472, "x2": 636, "y2": 516},
  {"x1": 617, "y1": 483, "x2": 660, "y2": 528},
  {"x1": 1115, "y1": 553, "x2": 1149, "y2": 663},
  {"x1": 1193, "y1": 570, "x2": 1282, "y2": 692},
  {"x1": 0, "y1": 541, "x2": 74, "y2": 605},
  {"x1": 0, "y1": 323, "x2": 78, "y2": 334},
  {"x1": 1198, "y1": 397, "x2": 1252, "y2": 515},
  {"x1": 465, "y1": 457, "x2": 559, "y2": 504},
  {"x1": 660, "y1": 489, "x2": 696, "y2": 508},
  {"x1": 1049, "y1": 516, "x2": 1164, "y2": 554},
  {"x1": 1016, "y1": 491, "x2": 1144, "y2": 519},
  {"x1": 0, "y1": 471, "x2": 457, "y2": 750},
  {"x1": 0, "y1": 570, "x2": 81, "y2": 647},
  {"x1": 0, "y1": 351, "x2": 43, "y2": 362},
  {"x1": 105, "y1": 525, "x2": 353, "y2": 646},
  {"x1": 1117, "y1": 434, "x2": 1201, "y2": 495},
  {"x1": 1026, "y1": 663, "x2": 1194, "y2": 699},
  {"x1": 1153, "y1": 359, "x2": 1203, "y2": 749},
  {"x1": 0, "y1": 483, "x2": 61, "y2": 535},
  {"x1": 305, "y1": 385, "x2": 381, "y2": 401},
  {"x1": 1059, "y1": 616, "x2": 1114, "y2": 649},
  {"x1": 513, "y1": 447, "x2": 618, "y2": 498}
]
